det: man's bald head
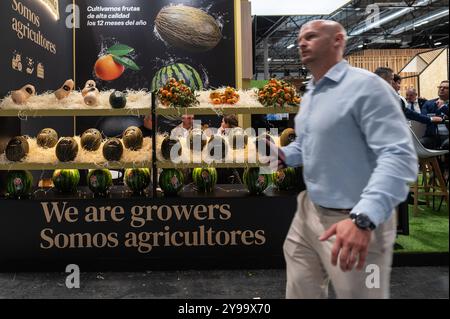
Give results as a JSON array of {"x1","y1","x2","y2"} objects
[
  {"x1": 406, "y1": 88, "x2": 418, "y2": 103},
  {"x1": 298, "y1": 20, "x2": 348, "y2": 69}
]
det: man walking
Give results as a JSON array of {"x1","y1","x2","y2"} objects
[{"x1": 277, "y1": 20, "x2": 418, "y2": 299}]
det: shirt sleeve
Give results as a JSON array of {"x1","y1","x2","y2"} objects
[
  {"x1": 351, "y1": 79, "x2": 419, "y2": 227},
  {"x1": 281, "y1": 112, "x2": 304, "y2": 167}
]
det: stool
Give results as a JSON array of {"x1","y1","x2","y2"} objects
[{"x1": 409, "y1": 128, "x2": 449, "y2": 215}]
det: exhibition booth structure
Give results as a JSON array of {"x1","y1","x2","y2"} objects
[{"x1": 0, "y1": 0, "x2": 413, "y2": 271}]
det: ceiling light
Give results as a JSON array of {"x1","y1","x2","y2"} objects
[
  {"x1": 249, "y1": 0, "x2": 351, "y2": 16},
  {"x1": 435, "y1": 42, "x2": 442, "y2": 46},
  {"x1": 287, "y1": 44, "x2": 295, "y2": 49}
]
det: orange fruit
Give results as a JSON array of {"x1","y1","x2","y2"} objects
[{"x1": 94, "y1": 55, "x2": 125, "y2": 81}]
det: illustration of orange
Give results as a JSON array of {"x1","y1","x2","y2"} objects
[{"x1": 94, "y1": 55, "x2": 125, "y2": 81}]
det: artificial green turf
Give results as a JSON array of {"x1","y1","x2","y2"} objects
[{"x1": 395, "y1": 199, "x2": 449, "y2": 253}]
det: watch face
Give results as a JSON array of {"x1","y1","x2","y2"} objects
[{"x1": 357, "y1": 215, "x2": 371, "y2": 228}]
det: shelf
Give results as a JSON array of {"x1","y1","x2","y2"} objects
[
  {"x1": 0, "y1": 161, "x2": 153, "y2": 171},
  {"x1": 156, "y1": 160, "x2": 270, "y2": 169},
  {"x1": 156, "y1": 105, "x2": 300, "y2": 116},
  {"x1": 0, "y1": 107, "x2": 151, "y2": 117}
]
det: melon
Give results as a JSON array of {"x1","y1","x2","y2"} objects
[
  {"x1": 243, "y1": 168, "x2": 271, "y2": 195},
  {"x1": 5, "y1": 170, "x2": 33, "y2": 198},
  {"x1": 280, "y1": 128, "x2": 296, "y2": 147},
  {"x1": 189, "y1": 128, "x2": 207, "y2": 152},
  {"x1": 37, "y1": 128, "x2": 58, "y2": 149},
  {"x1": 124, "y1": 168, "x2": 151, "y2": 195},
  {"x1": 272, "y1": 168, "x2": 296, "y2": 191},
  {"x1": 122, "y1": 126, "x2": 143, "y2": 151},
  {"x1": 207, "y1": 135, "x2": 227, "y2": 160},
  {"x1": 56, "y1": 137, "x2": 79, "y2": 162},
  {"x1": 228, "y1": 127, "x2": 248, "y2": 150},
  {"x1": 192, "y1": 168, "x2": 217, "y2": 193},
  {"x1": 52, "y1": 169, "x2": 80, "y2": 194},
  {"x1": 5, "y1": 136, "x2": 29, "y2": 162},
  {"x1": 159, "y1": 169, "x2": 184, "y2": 196},
  {"x1": 87, "y1": 169, "x2": 113, "y2": 196},
  {"x1": 155, "y1": 5, "x2": 222, "y2": 52},
  {"x1": 109, "y1": 90, "x2": 127, "y2": 109},
  {"x1": 151, "y1": 63, "x2": 203, "y2": 92},
  {"x1": 103, "y1": 138, "x2": 124, "y2": 161},
  {"x1": 255, "y1": 133, "x2": 276, "y2": 157},
  {"x1": 161, "y1": 137, "x2": 182, "y2": 161},
  {"x1": 81, "y1": 128, "x2": 102, "y2": 151}
]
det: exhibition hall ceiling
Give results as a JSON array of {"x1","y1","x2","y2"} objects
[{"x1": 254, "y1": 0, "x2": 449, "y2": 74}]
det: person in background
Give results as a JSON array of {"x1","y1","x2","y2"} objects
[
  {"x1": 218, "y1": 114, "x2": 239, "y2": 135},
  {"x1": 421, "y1": 80, "x2": 449, "y2": 149},
  {"x1": 171, "y1": 114, "x2": 194, "y2": 139},
  {"x1": 374, "y1": 68, "x2": 442, "y2": 127},
  {"x1": 405, "y1": 88, "x2": 427, "y2": 114},
  {"x1": 275, "y1": 20, "x2": 418, "y2": 299},
  {"x1": 141, "y1": 115, "x2": 153, "y2": 137}
]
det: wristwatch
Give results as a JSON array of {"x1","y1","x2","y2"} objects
[{"x1": 350, "y1": 213, "x2": 376, "y2": 231}]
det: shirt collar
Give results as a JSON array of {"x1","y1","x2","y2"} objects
[{"x1": 307, "y1": 60, "x2": 349, "y2": 91}]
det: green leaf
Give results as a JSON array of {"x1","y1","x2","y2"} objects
[
  {"x1": 112, "y1": 55, "x2": 140, "y2": 71},
  {"x1": 107, "y1": 44, "x2": 135, "y2": 56}
]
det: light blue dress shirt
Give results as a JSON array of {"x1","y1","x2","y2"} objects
[{"x1": 282, "y1": 60, "x2": 418, "y2": 227}]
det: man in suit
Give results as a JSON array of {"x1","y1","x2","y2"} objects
[
  {"x1": 421, "y1": 80, "x2": 449, "y2": 149},
  {"x1": 405, "y1": 88, "x2": 427, "y2": 114}
]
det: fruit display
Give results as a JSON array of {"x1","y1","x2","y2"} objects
[
  {"x1": 54, "y1": 79, "x2": 74, "y2": 100},
  {"x1": 5, "y1": 170, "x2": 33, "y2": 198},
  {"x1": 272, "y1": 168, "x2": 296, "y2": 191},
  {"x1": 243, "y1": 168, "x2": 272, "y2": 195},
  {"x1": 228, "y1": 127, "x2": 248, "y2": 150},
  {"x1": 258, "y1": 79, "x2": 301, "y2": 107},
  {"x1": 280, "y1": 128, "x2": 296, "y2": 147},
  {"x1": 94, "y1": 44, "x2": 140, "y2": 81},
  {"x1": 102, "y1": 138, "x2": 124, "y2": 161},
  {"x1": 155, "y1": 5, "x2": 222, "y2": 52},
  {"x1": 81, "y1": 128, "x2": 102, "y2": 151},
  {"x1": 5, "y1": 136, "x2": 30, "y2": 162},
  {"x1": 55, "y1": 137, "x2": 79, "y2": 162},
  {"x1": 157, "y1": 78, "x2": 199, "y2": 108},
  {"x1": 161, "y1": 136, "x2": 182, "y2": 161},
  {"x1": 87, "y1": 169, "x2": 113, "y2": 196},
  {"x1": 210, "y1": 87, "x2": 240, "y2": 105},
  {"x1": 159, "y1": 168, "x2": 184, "y2": 196},
  {"x1": 37, "y1": 128, "x2": 59, "y2": 149},
  {"x1": 11, "y1": 84, "x2": 35, "y2": 104},
  {"x1": 151, "y1": 63, "x2": 203, "y2": 92},
  {"x1": 124, "y1": 168, "x2": 151, "y2": 195},
  {"x1": 189, "y1": 128, "x2": 207, "y2": 152},
  {"x1": 207, "y1": 135, "x2": 228, "y2": 160},
  {"x1": 52, "y1": 169, "x2": 80, "y2": 194},
  {"x1": 122, "y1": 126, "x2": 143, "y2": 151},
  {"x1": 109, "y1": 90, "x2": 127, "y2": 109},
  {"x1": 192, "y1": 168, "x2": 217, "y2": 193}
]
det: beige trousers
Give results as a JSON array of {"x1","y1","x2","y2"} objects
[{"x1": 283, "y1": 191, "x2": 397, "y2": 299}]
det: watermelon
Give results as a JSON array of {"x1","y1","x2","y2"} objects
[
  {"x1": 81, "y1": 128, "x2": 102, "y2": 151},
  {"x1": 5, "y1": 170, "x2": 33, "y2": 198},
  {"x1": 124, "y1": 168, "x2": 151, "y2": 195},
  {"x1": 159, "y1": 169, "x2": 184, "y2": 196},
  {"x1": 103, "y1": 138, "x2": 124, "y2": 161},
  {"x1": 52, "y1": 169, "x2": 80, "y2": 193},
  {"x1": 243, "y1": 168, "x2": 272, "y2": 195},
  {"x1": 161, "y1": 137, "x2": 182, "y2": 160},
  {"x1": 151, "y1": 63, "x2": 203, "y2": 92},
  {"x1": 192, "y1": 168, "x2": 217, "y2": 193},
  {"x1": 37, "y1": 128, "x2": 59, "y2": 149},
  {"x1": 87, "y1": 169, "x2": 113, "y2": 196},
  {"x1": 272, "y1": 168, "x2": 296, "y2": 191},
  {"x1": 122, "y1": 126, "x2": 143, "y2": 151}
]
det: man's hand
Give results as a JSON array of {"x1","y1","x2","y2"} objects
[
  {"x1": 431, "y1": 116, "x2": 443, "y2": 123},
  {"x1": 319, "y1": 219, "x2": 372, "y2": 272}
]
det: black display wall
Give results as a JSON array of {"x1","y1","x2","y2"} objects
[
  {"x1": 74, "y1": 0, "x2": 236, "y2": 136},
  {"x1": 0, "y1": 0, "x2": 74, "y2": 185}
]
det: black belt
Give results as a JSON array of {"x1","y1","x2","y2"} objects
[{"x1": 319, "y1": 206, "x2": 352, "y2": 214}]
